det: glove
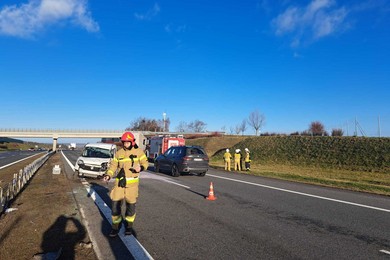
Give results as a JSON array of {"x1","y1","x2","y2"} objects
[{"x1": 117, "y1": 168, "x2": 126, "y2": 188}]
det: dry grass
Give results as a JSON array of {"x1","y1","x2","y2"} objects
[
  {"x1": 211, "y1": 161, "x2": 390, "y2": 196},
  {"x1": 0, "y1": 153, "x2": 96, "y2": 259}
]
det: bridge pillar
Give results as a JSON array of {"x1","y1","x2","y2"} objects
[{"x1": 52, "y1": 138, "x2": 58, "y2": 151}]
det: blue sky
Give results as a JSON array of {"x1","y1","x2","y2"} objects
[{"x1": 1, "y1": 0, "x2": 389, "y2": 140}]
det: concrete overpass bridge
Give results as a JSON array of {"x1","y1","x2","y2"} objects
[
  {"x1": 0, "y1": 129, "x2": 162, "y2": 151},
  {"x1": 0, "y1": 129, "x2": 225, "y2": 151}
]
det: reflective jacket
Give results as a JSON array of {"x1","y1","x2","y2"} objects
[
  {"x1": 223, "y1": 152, "x2": 232, "y2": 161},
  {"x1": 245, "y1": 152, "x2": 251, "y2": 162},
  {"x1": 234, "y1": 152, "x2": 241, "y2": 162},
  {"x1": 107, "y1": 147, "x2": 148, "y2": 180}
]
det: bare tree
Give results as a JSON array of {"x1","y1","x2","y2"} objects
[
  {"x1": 188, "y1": 120, "x2": 207, "y2": 132},
  {"x1": 309, "y1": 121, "x2": 325, "y2": 136},
  {"x1": 127, "y1": 117, "x2": 160, "y2": 132},
  {"x1": 229, "y1": 126, "x2": 235, "y2": 135},
  {"x1": 234, "y1": 124, "x2": 241, "y2": 135},
  {"x1": 175, "y1": 121, "x2": 188, "y2": 132},
  {"x1": 331, "y1": 128, "x2": 344, "y2": 136},
  {"x1": 127, "y1": 117, "x2": 170, "y2": 132},
  {"x1": 158, "y1": 118, "x2": 170, "y2": 132},
  {"x1": 248, "y1": 110, "x2": 265, "y2": 136},
  {"x1": 240, "y1": 119, "x2": 247, "y2": 135}
]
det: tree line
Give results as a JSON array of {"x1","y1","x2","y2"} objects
[{"x1": 126, "y1": 111, "x2": 344, "y2": 137}]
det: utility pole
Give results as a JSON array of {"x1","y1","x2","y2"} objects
[
  {"x1": 162, "y1": 112, "x2": 167, "y2": 132},
  {"x1": 354, "y1": 117, "x2": 357, "y2": 137},
  {"x1": 378, "y1": 115, "x2": 381, "y2": 137}
]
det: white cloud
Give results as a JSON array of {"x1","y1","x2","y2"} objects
[
  {"x1": 272, "y1": 0, "x2": 348, "y2": 46},
  {"x1": 0, "y1": 0, "x2": 99, "y2": 38},
  {"x1": 134, "y1": 3, "x2": 160, "y2": 21},
  {"x1": 165, "y1": 23, "x2": 186, "y2": 33}
]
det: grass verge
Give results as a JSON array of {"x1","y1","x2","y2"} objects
[{"x1": 210, "y1": 162, "x2": 390, "y2": 196}]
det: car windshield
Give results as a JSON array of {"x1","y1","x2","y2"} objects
[{"x1": 83, "y1": 147, "x2": 111, "y2": 158}]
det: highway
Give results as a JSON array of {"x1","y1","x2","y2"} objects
[
  {"x1": 0, "y1": 150, "x2": 43, "y2": 169},
  {"x1": 61, "y1": 149, "x2": 390, "y2": 259}
]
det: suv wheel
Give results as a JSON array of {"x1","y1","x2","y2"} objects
[
  {"x1": 198, "y1": 172, "x2": 206, "y2": 177},
  {"x1": 154, "y1": 162, "x2": 160, "y2": 173},
  {"x1": 171, "y1": 164, "x2": 180, "y2": 177}
]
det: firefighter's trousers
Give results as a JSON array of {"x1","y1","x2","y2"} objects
[
  {"x1": 224, "y1": 160, "x2": 231, "y2": 171},
  {"x1": 110, "y1": 182, "x2": 139, "y2": 229},
  {"x1": 245, "y1": 161, "x2": 251, "y2": 170},
  {"x1": 234, "y1": 160, "x2": 241, "y2": 171}
]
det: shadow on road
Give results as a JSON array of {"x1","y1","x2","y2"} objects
[
  {"x1": 89, "y1": 182, "x2": 137, "y2": 259},
  {"x1": 40, "y1": 215, "x2": 86, "y2": 260}
]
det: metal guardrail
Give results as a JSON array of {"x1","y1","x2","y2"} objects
[{"x1": 0, "y1": 151, "x2": 54, "y2": 216}]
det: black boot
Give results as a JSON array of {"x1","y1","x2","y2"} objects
[
  {"x1": 109, "y1": 228, "x2": 119, "y2": 238},
  {"x1": 109, "y1": 221, "x2": 121, "y2": 238},
  {"x1": 125, "y1": 227, "x2": 133, "y2": 236}
]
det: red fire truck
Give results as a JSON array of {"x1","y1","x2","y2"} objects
[{"x1": 147, "y1": 135, "x2": 185, "y2": 161}]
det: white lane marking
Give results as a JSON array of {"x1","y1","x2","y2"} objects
[
  {"x1": 83, "y1": 182, "x2": 153, "y2": 260},
  {"x1": 207, "y1": 174, "x2": 390, "y2": 213},
  {"x1": 161, "y1": 179, "x2": 190, "y2": 189},
  {"x1": 0, "y1": 152, "x2": 45, "y2": 170},
  {"x1": 62, "y1": 152, "x2": 75, "y2": 171},
  {"x1": 380, "y1": 250, "x2": 390, "y2": 255},
  {"x1": 61, "y1": 151, "x2": 153, "y2": 260},
  {"x1": 141, "y1": 171, "x2": 190, "y2": 189}
]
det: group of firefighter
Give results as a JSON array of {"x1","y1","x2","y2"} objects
[
  {"x1": 223, "y1": 147, "x2": 251, "y2": 171},
  {"x1": 101, "y1": 131, "x2": 252, "y2": 238}
]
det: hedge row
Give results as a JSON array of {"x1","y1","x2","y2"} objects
[{"x1": 222, "y1": 136, "x2": 390, "y2": 173}]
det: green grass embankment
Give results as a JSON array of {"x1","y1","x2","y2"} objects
[{"x1": 187, "y1": 136, "x2": 390, "y2": 196}]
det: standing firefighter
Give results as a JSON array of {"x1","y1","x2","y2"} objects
[
  {"x1": 234, "y1": 149, "x2": 241, "y2": 171},
  {"x1": 238, "y1": 149, "x2": 243, "y2": 170},
  {"x1": 223, "y1": 148, "x2": 232, "y2": 171},
  {"x1": 103, "y1": 131, "x2": 149, "y2": 237},
  {"x1": 244, "y1": 148, "x2": 251, "y2": 171}
]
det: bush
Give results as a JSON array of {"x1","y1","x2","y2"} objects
[{"x1": 332, "y1": 128, "x2": 344, "y2": 136}]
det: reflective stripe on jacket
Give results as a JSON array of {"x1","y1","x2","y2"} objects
[{"x1": 107, "y1": 147, "x2": 149, "y2": 178}]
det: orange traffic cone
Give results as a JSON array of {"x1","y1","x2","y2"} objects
[{"x1": 206, "y1": 182, "x2": 217, "y2": 201}]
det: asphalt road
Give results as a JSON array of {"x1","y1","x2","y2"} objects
[
  {"x1": 61, "y1": 150, "x2": 390, "y2": 259},
  {"x1": 0, "y1": 150, "x2": 43, "y2": 169}
]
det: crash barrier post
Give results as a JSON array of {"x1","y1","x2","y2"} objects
[{"x1": 0, "y1": 151, "x2": 54, "y2": 216}]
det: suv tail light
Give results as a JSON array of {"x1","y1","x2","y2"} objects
[{"x1": 183, "y1": 156, "x2": 191, "y2": 161}]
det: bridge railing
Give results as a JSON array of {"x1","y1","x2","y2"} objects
[
  {"x1": 0, "y1": 128, "x2": 125, "y2": 133},
  {"x1": 0, "y1": 151, "x2": 54, "y2": 216}
]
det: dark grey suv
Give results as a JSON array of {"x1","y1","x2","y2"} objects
[{"x1": 154, "y1": 146, "x2": 209, "y2": 177}]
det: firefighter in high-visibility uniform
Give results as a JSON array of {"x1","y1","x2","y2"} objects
[
  {"x1": 103, "y1": 131, "x2": 149, "y2": 237},
  {"x1": 223, "y1": 149, "x2": 232, "y2": 171},
  {"x1": 244, "y1": 148, "x2": 251, "y2": 171},
  {"x1": 234, "y1": 149, "x2": 241, "y2": 171}
]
